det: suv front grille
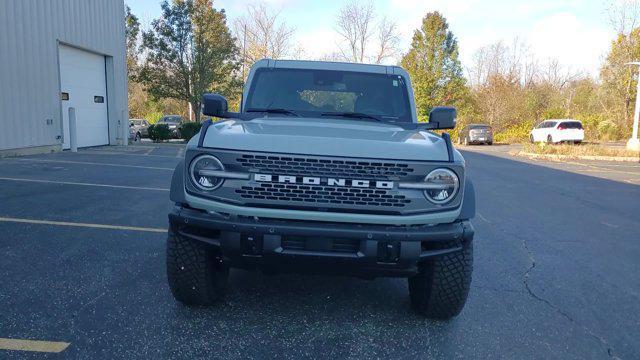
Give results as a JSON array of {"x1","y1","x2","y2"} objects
[
  {"x1": 235, "y1": 182, "x2": 410, "y2": 208},
  {"x1": 236, "y1": 154, "x2": 414, "y2": 180}
]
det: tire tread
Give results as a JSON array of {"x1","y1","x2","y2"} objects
[
  {"x1": 409, "y1": 240, "x2": 473, "y2": 319},
  {"x1": 166, "y1": 232, "x2": 227, "y2": 306}
]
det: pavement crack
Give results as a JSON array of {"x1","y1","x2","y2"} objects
[
  {"x1": 520, "y1": 236, "x2": 619, "y2": 359},
  {"x1": 471, "y1": 285, "x2": 526, "y2": 294}
]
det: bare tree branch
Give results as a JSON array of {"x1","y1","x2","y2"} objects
[
  {"x1": 540, "y1": 58, "x2": 582, "y2": 90},
  {"x1": 607, "y1": 0, "x2": 640, "y2": 36},
  {"x1": 234, "y1": 3, "x2": 295, "y2": 77},
  {"x1": 335, "y1": 0, "x2": 375, "y2": 63},
  {"x1": 374, "y1": 16, "x2": 400, "y2": 64}
]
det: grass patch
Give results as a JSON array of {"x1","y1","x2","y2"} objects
[{"x1": 522, "y1": 143, "x2": 639, "y2": 158}]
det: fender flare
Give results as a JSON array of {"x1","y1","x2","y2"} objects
[
  {"x1": 170, "y1": 160, "x2": 187, "y2": 204},
  {"x1": 458, "y1": 178, "x2": 476, "y2": 220}
]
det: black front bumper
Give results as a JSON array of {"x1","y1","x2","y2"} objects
[{"x1": 169, "y1": 207, "x2": 474, "y2": 278}]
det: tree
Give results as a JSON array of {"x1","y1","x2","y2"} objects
[
  {"x1": 233, "y1": 3, "x2": 295, "y2": 79},
  {"x1": 598, "y1": 0, "x2": 640, "y2": 139},
  {"x1": 466, "y1": 38, "x2": 583, "y2": 137},
  {"x1": 400, "y1": 12, "x2": 468, "y2": 120},
  {"x1": 139, "y1": 0, "x2": 239, "y2": 122},
  {"x1": 374, "y1": 16, "x2": 400, "y2": 65},
  {"x1": 608, "y1": 0, "x2": 640, "y2": 36},
  {"x1": 125, "y1": 6, "x2": 148, "y2": 119},
  {"x1": 467, "y1": 39, "x2": 532, "y2": 88},
  {"x1": 335, "y1": 0, "x2": 375, "y2": 63},
  {"x1": 125, "y1": 5, "x2": 141, "y2": 74},
  {"x1": 540, "y1": 58, "x2": 581, "y2": 91},
  {"x1": 599, "y1": 29, "x2": 640, "y2": 138},
  {"x1": 334, "y1": 0, "x2": 400, "y2": 64}
]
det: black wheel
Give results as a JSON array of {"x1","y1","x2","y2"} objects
[
  {"x1": 166, "y1": 232, "x2": 228, "y2": 306},
  {"x1": 530, "y1": 135, "x2": 534, "y2": 143},
  {"x1": 408, "y1": 240, "x2": 473, "y2": 319},
  {"x1": 547, "y1": 135, "x2": 554, "y2": 144},
  {"x1": 487, "y1": 141, "x2": 493, "y2": 146},
  {"x1": 574, "y1": 140, "x2": 582, "y2": 145},
  {"x1": 135, "y1": 132, "x2": 141, "y2": 142}
]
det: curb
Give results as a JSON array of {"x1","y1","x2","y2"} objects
[{"x1": 516, "y1": 152, "x2": 639, "y2": 163}]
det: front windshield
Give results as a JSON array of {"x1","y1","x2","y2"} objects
[
  {"x1": 160, "y1": 116, "x2": 181, "y2": 123},
  {"x1": 245, "y1": 68, "x2": 413, "y2": 122}
]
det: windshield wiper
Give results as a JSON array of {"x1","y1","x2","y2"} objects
[
  {"x1": 320, "y1": 111, "x2": 383, "y2": 122},
  {"x1": 245, "y1": 108, "x2": 299, "y2": 117}
]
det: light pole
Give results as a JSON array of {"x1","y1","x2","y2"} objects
[{"x1": 626, "y1": 62, "x2": 640, "y2": 151}]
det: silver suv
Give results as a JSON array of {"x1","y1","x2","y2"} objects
[
  {"x1": 167, "y1": 59, "x2": 476, "y2": 319},
  {"x1": 129, "y1": 119, "x2": 149, "y2": 141}
]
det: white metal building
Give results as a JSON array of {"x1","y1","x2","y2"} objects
[{"x1": 0, "y1": 0, "x2": 128, "y2": 156}]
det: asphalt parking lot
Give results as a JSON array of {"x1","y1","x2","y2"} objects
[{"x1": 1, "y1": 143, "x2": 639, "y2": 359}]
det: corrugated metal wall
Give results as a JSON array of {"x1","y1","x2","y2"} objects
[{"x1": 0, "y1": 0, "x2": 127, "y2": 151}]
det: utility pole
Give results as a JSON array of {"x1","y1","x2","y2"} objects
[{"x1": 626, "y1": 62, "x2": 640, "y2": 151}]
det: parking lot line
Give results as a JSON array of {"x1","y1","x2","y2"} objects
[
  {"x1": 553, "y1": 160, "x2": 640, "y2": 176},
  {"x1": 0, "y1": 177, "x2": 169, "y2": 191},
  {"x1": 477, "y1": 212, "x2": 491, "y2": 224},
  {"x1": 0, "y1": 216, "x2": 167, "y2": 233},
  {"x1": 78, "y1": 150, "x2": 179, "y2": 158},
  {"x1": 8, "y1": 158, "x2": 173, "y2": 171},
  {"x1": 0, "y1": 338, "x2": 70, "y2": 353}
]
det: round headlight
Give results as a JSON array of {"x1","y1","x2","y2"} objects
[
  {"x1": 424, "y1": 168, "x2": 459, "y2": 204},
  {"x1": 189, "y1": 155, "x2": 225, "y2": 191}
]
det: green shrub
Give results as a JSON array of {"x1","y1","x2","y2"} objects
[
  {"x1": 180, "y1": 122, "x2": 202, "y2": 140},
  {"x1": 145, "y1": 111, "x2": 163, "y2": 125},
  {"x1": 148, "y1": 124, "x2": 171, "y2": 142},
  {"x1": 542, "y1": 107, "x2": 566, "y2": 120},
  {"x1": 494, "y1": 121, "x2": 534, "y2": 144}
]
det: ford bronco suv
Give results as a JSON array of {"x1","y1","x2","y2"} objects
[{"x1": 167, "y1": 59, "x2": 476, "y2": 319}]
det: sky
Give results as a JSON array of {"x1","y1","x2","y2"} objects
[{"x1": 126, "y1": 0, "x2": 616, "y2": 77}]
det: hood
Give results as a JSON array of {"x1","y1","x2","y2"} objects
[{"x1": 200, "y1": 117, "x2": 449, "y2": 161}]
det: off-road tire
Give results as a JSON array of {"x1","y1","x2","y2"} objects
[
  {"x1": 166, "y1": 232, "x2": 228, "y2": 306},
  {"x1": 408, "y1": 240, "x2": 473, "y2": 319}
]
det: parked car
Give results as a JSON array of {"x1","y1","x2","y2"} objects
[
  {"x1": 129, "y1": 119, "x2": 149, "y2": 140},
  {"x1": 157, "y1": 115, "x2": 185, "y2": 138},
  {"x1": 128, "y1": 123, "x2": 139, "y2": 142},
  {"x1": 530, "y1": 119, "x2": 584, "y2": 144},
  {"x1": 458, "y1": 124, "x2": 493, "y2": 145}
]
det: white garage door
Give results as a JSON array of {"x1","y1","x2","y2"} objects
[{"x1": 59, "y1": 45, "x2": 109, "y2": 149}]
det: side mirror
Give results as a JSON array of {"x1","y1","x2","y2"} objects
[
  {"x1": 429, "y1": 107, "x2": 457, "y2": 129},
  {"x1": 202, "y1": 93, "x2": 228, "y2": 117}
]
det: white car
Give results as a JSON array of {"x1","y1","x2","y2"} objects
[{"x1": 530, "y1": 119, "x2": 584, "y2": 144}]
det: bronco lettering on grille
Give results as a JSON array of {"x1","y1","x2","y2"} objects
[{"x1": 254, "y1": 174, "x2": 394, "y2": 189}]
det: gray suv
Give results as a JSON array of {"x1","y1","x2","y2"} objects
[
  {"x1": 458, "y1": 124, "x2": 493, "y2": 145},
  {"x1": 157, "y1": 115, "x2": 184, "y2": 138},
  {"x1": 129, "y1": 119, "x2": 149, "y2": 141},
  {"x1": 167, "y1": 59, "x2": 476, "y2": 319}
]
